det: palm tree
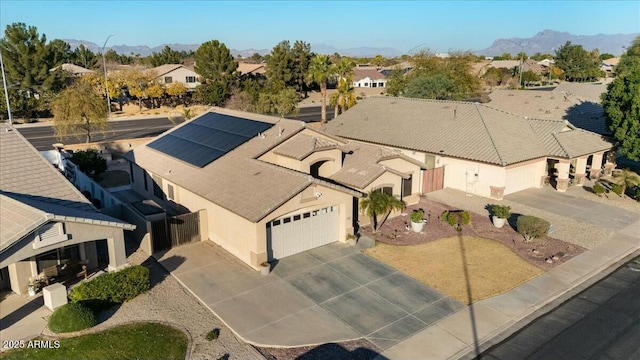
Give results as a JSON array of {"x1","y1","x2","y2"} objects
[
  {"x1": 329, "y1": 59, "x2": 357, "y2": 117},
  {"x1": 329, "y1": 78, "x2": 357, "y2": 117},
  {"x1": 307, "y1": 54, "x2": 333, "y2": 124},
  {"x1": 360, "y1": 190, "x2": 405, "y2": 234},
  {"x1": 612, "y1": 168, "x2": 640, "y2": 194}
]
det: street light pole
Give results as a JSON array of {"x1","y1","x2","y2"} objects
[
  {"x1": 102, "y1": 34, "x2": 114, "y2": 119},
  {"x1": 0, "y1": 49, "x2": 12, "y2": 126}
]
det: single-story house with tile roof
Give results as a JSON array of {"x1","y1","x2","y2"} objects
[
  {"x1": 50, "y1": 63, "x2": 94, "y2": 77},
  {"x1": 237, "y1": 62, "x2": 266, "y2": 77},
  {"x1": 323, "y1": 97, "x2": 615, "y2": 199},
  {"x1": 0, "y1": 124, "x2": 135, "y2": 295},
  {"x1": 352, "y1": 69, "x2": 387, "y2": 88},
  {"x1": 152, "y1": 64, "x2": 200, "y2": 90},
  {"x1": 552, "y1": 82, "x2": 609, "y2": 104},
  {"x1": 488, "y1": 89, "x2": 610, "y2": 135},
  {"x1": 124, "y1": 108, "x2": 425, "y2": 268}
]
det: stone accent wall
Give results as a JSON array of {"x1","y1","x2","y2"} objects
[{"x1": 490, "y1": 186, "x2": 505, "y2": 200}]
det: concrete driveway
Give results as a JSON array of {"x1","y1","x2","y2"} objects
[
  {"x1": 158, "y1": 241, "x2": 463, "y2": 349},
  {"x1": 504, "y1": 187, "x2": 640, "y2": 230},
  {"x1": 0, "y1": 292, "x2": 50, "y2": 349}
]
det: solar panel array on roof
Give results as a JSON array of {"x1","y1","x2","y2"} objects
[{"x1": 147, "y1": 112, "x2": 273, "y2": 167}]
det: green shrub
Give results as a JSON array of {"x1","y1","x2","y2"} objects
[
  {"x1": 517, "y1": 215, "x2": 550, "y2": 243},
  {"x1": 634, "y1": 187, "x2": 640, "y2": 202},
  {"x1": 491, "y1": 204, "x2": 511, "y2": 219},
  {"x1": 611, "y1": 183, "x2": 623, "y2": 195},
  {"x1": 460, "y1": 211, "x2": 471, "y2": 225},
  {"x1": 442, "y1": 210, "x2": 470, "y2": 228},
  {"x1": 206, "y1": 328, "x2": 220, "y2": 341},
  {"x1": 593, "y1": 183, "x2": 605, "y2": 195},
  {"x1": 70, "y1": 265, "x2": 149, "y2": 304},
  {"x1": 411, "y1": 209, "x2": 424, "y2": 223},
  {"x1": 48, "y1": 303, "x2": 96, "y2": 333}
]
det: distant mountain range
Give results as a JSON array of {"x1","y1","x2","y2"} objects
[
  {"x1": 63, "y1": 30, "x2": 638, "y2": 59},
  {"x1": 478, "y1": 30, "x2": 638, "y2": 56}
]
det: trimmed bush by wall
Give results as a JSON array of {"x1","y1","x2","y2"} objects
[
  {"x1": 48, "y1": 303, "x2": 96, "y2": 333},
  {"x1": 70, "y1": 265, "x2": 150, "y2": 304}
]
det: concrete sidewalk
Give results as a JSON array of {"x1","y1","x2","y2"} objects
[{"x1": 380, "y1": 219, "x2": 640, "y2": 360}]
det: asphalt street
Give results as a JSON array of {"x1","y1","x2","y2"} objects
[
  {"x1": 481, "y1": 256, "x2": 640, "y2": 360},
  {"x1": 17, "y1": 106, "x2": 330, "y2": 150}
]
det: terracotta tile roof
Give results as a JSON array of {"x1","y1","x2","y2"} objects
[
  {"x1": 488, "y1": 89, "x2": 609, "y2": 135},
  {"x1": 323, "y1": 97, "x2": 613, "y2": 166},
  {"x1": 0, "y1": 124, "x2": 133, "y2": 251},
  {"x1": 127, "y1": 108, "x2": 361, "y2": 223}
]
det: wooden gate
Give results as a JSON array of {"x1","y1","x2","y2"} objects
[
  {"x1": 422, "y1": 167, "x2": 445, "y2": 193},
  {"x1": 151, "y1": 211, "x2": 201, "y2": 253}
]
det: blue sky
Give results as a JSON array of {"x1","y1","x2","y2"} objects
[{"x1": 1, "y1": 1, "x2": 638, "y2": 52}]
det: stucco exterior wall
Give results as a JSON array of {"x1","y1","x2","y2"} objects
[
  {"x1": 439, "y1": 157, "x2": 506, "y2": 198},
  {"x1": 504, "y1": 159, "x2": 547, "y2": 195},
  {"x1": 302, "y1": 149, "x2": 343, "y2": 177},
  {"x1": 158, "y1": 67, "x2": 200, "y2": 89}
]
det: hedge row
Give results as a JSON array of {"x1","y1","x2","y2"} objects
[{"x1": 69, "y1": 265, "x2": 150, "y2": 304}]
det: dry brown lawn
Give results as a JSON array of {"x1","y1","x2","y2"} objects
[{"x1": 366, "y1": 236, "x2": 543, "y2": 304}]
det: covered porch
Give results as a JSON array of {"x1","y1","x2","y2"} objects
[{"x1": 544, "y1": 150, "x2": 616, "y2": 192}]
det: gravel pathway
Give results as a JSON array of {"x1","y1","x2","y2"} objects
[
  {"x1": 44, "y1": 250, "x2": 263, "y2": 360},
  {"x1": 425, "y1": 188, "x2": 613, "y2": 249}
]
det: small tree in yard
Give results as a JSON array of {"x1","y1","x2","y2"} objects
[
  {"x1": 517, "y1": 215, "x2": 550, "y2": 243},
  {"x1": 360, "y1": 190, "x2": 404, "y2": 234},
  {"x1": 70, "y1": 149, "x2": 107, "y2": 178},
  {"x1": 51, "y1": 82, "x2": 109, "y2": 143}
]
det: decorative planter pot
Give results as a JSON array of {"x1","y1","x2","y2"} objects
[
  {"x1": 411, "y1": 221, "x2": 424, "y2": 233},
  {"x1": 260, "y1": 263, "x2": 270, "y2": 275},
  {"x1": 492, "y1": 217, "x2": 507, "y2": 228}
]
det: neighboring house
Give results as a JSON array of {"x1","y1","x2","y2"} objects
[
  {"x1": 237, "y1": 62, "x2": 266, "y2": 77},
  {"x1": 537, "y1": 58, "x2": 555, "y2": 69},
  {"x1": 488, "y1": 88, "x2": 610, "y2": 135},
  {"x1": 488, "y1": 60, "x2": 521, "y2": 70},
  {"x1": 323, "y1": 97, "x2": 614, "y2": 200},
  {"x1": 601, "y1": 57, "x2": 620, "y2": 75},
  {"x1": 50, "y1": 63, "x2": 94, "y2": 77},
  {"x1": 380, "y1": 61, "x2": 414, "y2": 76},
  {"x1": 153, "y1": 64, "x2": 200, "y2": 90},
  {"x1": 552, "y1": 82, "x2": 609, "y2": 104},
  {"x1": 124, "y1": 108, "x2": 424, "y2": 269},
  {"x1": 0, "y1": 124, "x2": 135, "y2": 295},
  {"x1": 521, "y1": 59, "x2": 545, "y2": 75},
  {"x1": 352, "y1": 69, "x2": 387, "y2": 88}
]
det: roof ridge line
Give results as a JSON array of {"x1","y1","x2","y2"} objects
[
  {"x1": 475, "y1": 103, "x2": 506, "y2": 166},
  {"x1": 551, "y1": 132, "x2": 571, "y2": 158}
]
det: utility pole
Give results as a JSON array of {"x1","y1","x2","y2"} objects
[
  {"x1": 518, "y1": 54, "x2": 523, "y2": 88},
  {"x1": 0, "y1": 49, "x2": 12, "y2": 126},
  {"x1": 102, "y1": 35, "x2": 114, "y2": 119}
]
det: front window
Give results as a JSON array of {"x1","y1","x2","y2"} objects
[
  {"x1": 164, "y1": 76, "x2": 173, "y2": 84},
  {"x1": 185, "y1": 76, "x2": 196, "y2": 83}
]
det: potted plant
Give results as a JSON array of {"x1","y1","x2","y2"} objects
[
  {"x1": 491, "y1": 204, "x2": 511, "y2": 228},
  {"x1": 260, "y1": 261, "x2": 271, "y2": 275},
  {"x1": 410, "y1": 209, "x2": 425, "y2": 233}
]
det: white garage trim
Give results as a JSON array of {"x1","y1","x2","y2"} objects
[{"x1": 266, "y1": 205, "x2": 339, "y2": 259}]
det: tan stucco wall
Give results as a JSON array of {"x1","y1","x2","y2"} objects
[
  {"x1": 504, "y1": 159, "x2": 546, "y2": 194},
  {"x1": 378, "y1": 158, "x2": 422, "y2": 197},
  {"x1": 439, "y1": 157, "x2": 506, "y2": 198},
  {"x1": 302, "y1": 149, "x2": 343, "y2": 177},
  {"x1": 159, "y1": 67, "x2": 200, "y2": 89}
]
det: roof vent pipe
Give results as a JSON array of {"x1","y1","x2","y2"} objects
[
  {"x1": 278, "y1": 126, "x2": 283, "y2": 137},
  {"x1": 453, "y1": 108, "x2": 457, "y2": 120}
]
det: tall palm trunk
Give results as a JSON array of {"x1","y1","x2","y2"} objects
[
  {"x1": 334, "y1": 103, "x2": 339, "y2": 118},
  {"x1": 320, "y1": 82, "x2": 327, "y2": 124}
]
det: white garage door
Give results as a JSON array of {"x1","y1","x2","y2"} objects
[{"x1": 267, "y1": 205, "x2": 339, "y2": 259}]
